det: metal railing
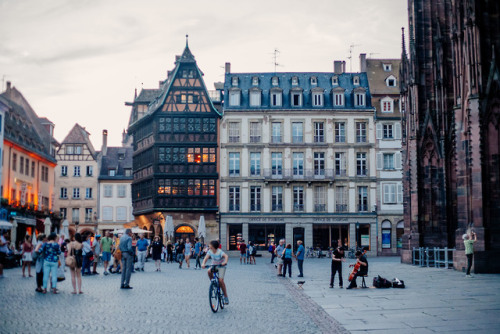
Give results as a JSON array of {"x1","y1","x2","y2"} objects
[
  {"x1": 263, "y1": 168, "x2": 335, "y2": 181},
  {"x1": 412, "y1": 247, "x2": 455, "y2": 268}
]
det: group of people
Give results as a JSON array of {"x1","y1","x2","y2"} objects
[
  {"x1": 329, "y1": 243, "x2": 368, "y2": 289},
  {"x1": 238, "y1": 240, "x2": 257, "y2": 265},
  {"x1": 272, "y1": 239, "x2": 305, "y2": 278}
]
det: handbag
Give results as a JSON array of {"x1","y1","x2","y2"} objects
[{"x1": 65, "y1": 246, "x2": 76, "y2": 268}]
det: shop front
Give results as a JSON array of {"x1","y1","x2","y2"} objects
[{"x1": 221, "y1": 214, "x2": 377, "y2": 255}]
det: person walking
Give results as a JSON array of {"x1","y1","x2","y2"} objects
[
  {"x1": 275, "y1": 239, "x2": 285, "y2": 276},
  {"x1": 81, "y1": 235, "x2": 92, "y2": 276},
  {"x1": 176, "y1": 239, "x2": 185, "y2": 269},
  {"x1": 34, "y1": 234, "x2": 46, "y2": 292},
  {"x1": 92, "y1": 235, "x2": 101, "y2": 275},
  {"x1": 184, "y1": 238, "x2": 192, "y2": 268},
  {"x1": 0, "y1": 231, "x2": 10, "y2": 278},
  {"x1": 269, "y1": 242, "x2": 276, "y2": 263},
  {"x1": 41, "y1": 233, "x2": 61, "y2": 294},
  {"x1": 330, "y1": 244, "x2": 345, "y2": 288},
  {"x1": 21, "y1": 235, "x2": 33, "y2": 278},
  {"x1": 68, "y1": 233, "x2": 84, "y2": 294},
  {"x1": 166, "y1": 241, "x2": 173, "y2": 263},
  {"x1": 100, "y1": 231, "x2": 113, "y2": 275},
  {"x1": 295, "y1": 240, "x2": 305, "y2": 277},
  {"x1": 194, "y1": 238, "x2": 202, "y2": 269},
  {"x1": 151, "y1": 236, "x2": 164, "y2": 272},
  {"x1": 119, "y1": 229, "x2": 134, "y2": 289},
  {"x1": 136, "y1": 234, "x2": 148, "y2": 271},
  {"x1": 464, "y1": 230, "x2": 477, "y2": 277},
  {"x1": 282, "y1": 244, "x2": 293, "y2": 278}
]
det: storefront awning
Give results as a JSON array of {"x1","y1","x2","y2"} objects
[
  {"x1": 0, "y1": 220, "x2": 13, "y2": 229},
  {"x1": 15, "y1": 217, "x2": 36, "y2": 226}
]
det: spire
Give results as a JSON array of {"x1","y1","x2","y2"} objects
[
  {"x1": 179, "y1": 35, "x2": 195, "y2": 63},
  {"x1": 186, "y1": 34, "x2": 189, "y2": 47},
  {"x1": 401, "y1": 27, "x2": 407, "y2": 58}
]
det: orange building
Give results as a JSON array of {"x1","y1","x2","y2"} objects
[{"x1": 0, "y1": 82, "x2": 58, "y2": 247}]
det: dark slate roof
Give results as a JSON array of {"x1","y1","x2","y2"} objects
[
  {"x1": 98, "y1": 146, "x2": 133, "y2": 181},
  {"x1": 60, "y1": 123, "x2": 97, "y2": 157},
  {"x1": 0, "y1": 88, "x2": 57, "y2": 163},
  {"x1": 223, "y1": 72, "x2": 373, "y2": 110},
  {"x1": 134, "y1": 89, "x2": 161, "y2": 103}
]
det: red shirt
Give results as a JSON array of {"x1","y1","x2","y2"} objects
[{"x1": 239, "y1": 243, "x2": 247, "y2": 254}]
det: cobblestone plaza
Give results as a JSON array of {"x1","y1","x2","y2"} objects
[{"x1": 1, "y1": 257, "x2": 499, "y2": 333}]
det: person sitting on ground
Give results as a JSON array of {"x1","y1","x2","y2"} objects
[
  {"x1": 202, "y1": 240, "x2": 229, "y2": 305},
  {"x1": 346, "y1": 250, "x2": 368, "y2": 289}
]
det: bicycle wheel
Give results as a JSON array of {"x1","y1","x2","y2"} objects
[
  {"x1": 209, "y1": 281, "x2": 219, "y2": 313},
  {"x1": 219, "y1": 289, "x2": 225, "y2": 309}
]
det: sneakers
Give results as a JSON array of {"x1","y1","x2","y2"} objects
[
  {"x1": 465, "y1": 274, "x2": 473, "y2": 278},
  {"x1": 329, "y1": 285, "x2": 333, "y2": 288},
  {"x1": 224, "y1": 297, "x2": 229, "y2": 305},
  {"x1": 104, "y1": 271, "x2": 109, "y2": 275}
]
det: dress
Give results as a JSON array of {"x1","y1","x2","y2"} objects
[{"x1": 151, "y1": 241, "x2": 163, "y2": 261}]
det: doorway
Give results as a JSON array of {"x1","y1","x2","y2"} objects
[
  {"x1": 174, "y1": 225, "x2": 196, "y2": 243},
  {"x1": 293, "y1": 227, "x2": 305, "y2": 252}
]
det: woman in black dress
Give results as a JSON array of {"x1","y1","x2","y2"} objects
[{"x1": 151, "y1": 236, "x2": 164, "y2": 272}]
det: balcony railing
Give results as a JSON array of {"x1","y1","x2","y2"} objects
[
  {"x1": 229, "y1": 204, "x2": 240, "y2": 212},
  {"x1": 263, "y1": 169, "x2": 335, "y2": 181},
  {"x1": 228, "y1": 136, "x2": 240, "y2": 143},
  {"x1": 272, "y1": 204, "x2": 283, "y2": 212},
  {"x1": 336, "y1": 204, "x2": 348, "y2": 212},
  {"x1": 314, "y1": 204, "x2": 326, "y2": 212},
  {"x1": 271, "y1": 135, "x2": 283, "y2": 143},
  {"x1": 292, "y1": 136, "x2": 303, "y2": 143},
  {"x1": 250, "y1": 204, "x2": 261, "y2": 212},
  {"x1": 335, "y1": 169, "x2": 347, "y2": 177},
  {"x1": 294, "y1": 204, "x2": 304, "y2": 212},
  {"x1": 250, "y1": 136, "x2": 261, "y2": 143}
]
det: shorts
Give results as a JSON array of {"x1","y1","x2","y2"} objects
[
  {"x1": 240, "y1": 252, "x2": 246, "y2": 258},
  {"x1": 102, "y1": 251, "x2": 111, "y2": 262},
  {"x1": 277, "y1": 257, "x2": 283, "y2": 265},
  {"x1": 210, "y1": 265, "x2": 226, "y2": 279},
  {"x1": 93, "y1": 254, "x2": 100, "y2": 264},
  {"x1": 114, "y1": 250, "x2": 122, "y2": 261},
  {"x1": 177, "y1": 254, "x2": 185, "y2": 262}
]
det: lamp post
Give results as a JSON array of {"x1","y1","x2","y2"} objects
[{"x1": 356, "y1": 222, "x2": 360, "y2": 249}]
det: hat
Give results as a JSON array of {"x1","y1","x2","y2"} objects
[
  {"x1": 96, "y1": 234, "x2": 101, "y2": 238},
  {"x1": 462, "y1": 233, "x2": 468, "y2": 240}
]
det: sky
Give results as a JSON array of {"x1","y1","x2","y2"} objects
[{"x1": 0, "y1": 0, "x2": 408, "y2": 148}]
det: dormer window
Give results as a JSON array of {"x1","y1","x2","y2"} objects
[
  {"x1": 231, "y1": 77, "x2": 239, "y2": 87},
  {"x1": 291, "y1": 92, "x2": 302, "y2": 106},
  {"x1": 249, "y1": 90, "x2": 261, "y2": 107},
  {"x1": 229, "y1": 90, "x2": 240, "y2": 106},
  {"x1": 386, "y1": 75, "x2": 397, "y2": 87},
  {"x1": 310, "y1": 77, "x2": 317, "y2": 86},
  {"x1": 354, "y1": 92, "x2": 365, "y2": 106},
  {"x1": 332, "y1": 76, "x2": 338, "y2": 85},
  {"x1": 312, "y1": 92, "x2": 323, "y2": 106},
  {"x1": 353, "y1": 76, "x2": 360, "y2": 86},
  {"x1": 291, "y1": 76, "x2": 299, "y2": 86},
  {"x1": 272, "y1": 76, "x2": 279, "y2": 86},
  {"x1": 381, "y1": 97, "x2": 394, "y2": 113},
  {"x1": 252, "y1": 77, "x2": 259, "y2": 86},
  {"x1": 270, "y1": 89, "x2": 282, "y2": 106},
  {"x1": 383, "y1": 64, "x2": 392, "y2": 72}
]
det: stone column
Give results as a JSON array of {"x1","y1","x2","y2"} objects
[
  {"x1": 285, "y1": 223, "x2": 293, "y2": 245},
  {"x1": 242, "y1": 223, "x2": 249, "y2": 244},
  {"x1": 220, "y1": 222, "x2": 227, "y2": 250},
  {"x1": 349, "y1": 223, "x2": 356, "y2": 249},
  {"x1": 304, "y1": 223, "x2": 313, "y2": 249}
]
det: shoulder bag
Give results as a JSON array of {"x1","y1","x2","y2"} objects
[{"x1": 65, "y1": 244, "x2": 76, "y2": 269}]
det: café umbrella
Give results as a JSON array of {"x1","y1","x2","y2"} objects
[{"x1": 44, "y1": 217, "x2": 52, "y2": 235}]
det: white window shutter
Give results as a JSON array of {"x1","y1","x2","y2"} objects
[
  {"x1": 397, "y1": 183, "x2": 403, "y2": 203},
  {"x1": 395, "y1": 152, "x2": 402, "y2": 169},
  {"x1": 376, "y1": 123, "x2": 383, "y2": 139},
  {"x1": 377, "y1": 153, "x2": 383, "y2": 170},
  {"x1": 395, "y1": 122, "x2": 402, "y2": 139}
]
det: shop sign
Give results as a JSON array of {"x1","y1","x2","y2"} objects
[
  {"x1": 382, "y1": 230, "x2": 391, "y2": 248},
  {"x1": 361, "y1": 234, "x2": 370, "y2": 246},
  {"x1": 249, "y1": 217, "x2": 284, "y2": 222}
]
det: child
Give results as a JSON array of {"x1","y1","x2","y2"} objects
[{"x1": 202, "y1": 240, "x2": 229, "y2": 304}]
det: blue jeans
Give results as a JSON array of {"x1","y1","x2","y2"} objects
[
  {"x1": 42, "y1": 261, "x2": 58, "y2": 290},
  {"x1": 82, "y1": 254, "x2": 91, "y2": 275}
]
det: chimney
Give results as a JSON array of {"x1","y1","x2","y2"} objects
[
  {"x1": 102, "y1": 130, "x2": 108, "y2": 156},
  {"x1": 5, "y1": 81, "x2": 11, "y2": 97},
  {"x1": 359, "y1": 53, "x2": 367, "y2": 72},
  {"x1": 333, "y1": 61, "x2": 344, "y2": 74},
  {"x1": 225, "y1": 62, "x2": 231, "y2": 74},
  {"x1": 122, "y1": 129, "x2": 128, "y2": 146}
]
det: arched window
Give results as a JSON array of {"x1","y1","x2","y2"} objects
[
  {"x1": 381, "y1": 220, "x2": 392, "y2": 249},
  {"x1": 396, "y1": 220, "x2": 404, "y2": 248}
]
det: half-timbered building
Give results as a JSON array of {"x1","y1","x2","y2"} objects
[
  {"x1": 127, "y1": 41, "x2": 222, "y2": 241},
  {"x1": 53, "y1": 124, "x2": 99, "y2": 236}
]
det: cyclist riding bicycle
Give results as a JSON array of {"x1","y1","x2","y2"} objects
[{"x1": 202, "y1": 240, "x2": 229, "y2": 305}]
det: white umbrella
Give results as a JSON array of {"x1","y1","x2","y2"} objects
[
  {"x1": 165, "y1": 215, "x2": 175, "y2": 239},
  {"x1": 113, "y1": 228, "x2": 126, "y2": 234},
  {"x1": 198, "y1": 215, "x2": 206, "y2": 239},
  {"x1": 44, "y1": 217, "x2": 52, "y2": 235},
  {"x1": 62, "y1": 219, "x2": 69, "y2": 239},
  {"x1": 0, "y1": 220, "x2": 13, "y2": 229},
  {"x1": 131, "y1": 227, "x2": 152, "y2": 234}
]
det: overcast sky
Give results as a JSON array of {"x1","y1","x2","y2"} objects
[{"x1": 0, "y1": 0, "x2": 408, "y2": 148}]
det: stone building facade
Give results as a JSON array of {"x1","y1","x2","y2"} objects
[
  {"x1": 400, "y1": 0, "x2": 500, "y2": 272},
  {"x1": 219, "y1": 62, "x2": 378, "y2": 254},
  {"x1": 365, "y1": 55, "x2": 404, "y2": 255}
]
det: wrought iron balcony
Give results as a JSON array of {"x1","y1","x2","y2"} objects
[
  {"x1": 272, "y1": 204, "x2": 283, "y2": 212},
  {"x1": 263, "y1": 169, "x2": 335, "y2": 181},
  {"x1": 314, "y1": 204, "x2": 327, "y2": 212},
  {"x1": 336, "y1": 204, "x2": 348, "y2": 212}
]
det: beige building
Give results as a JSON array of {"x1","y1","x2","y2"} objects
[
  {"x1": 364, "y1": 55, "x2": 404, "y2": 255},
  {"x1": 53, "y1": 124, "x2": 99, "y2": 236}
]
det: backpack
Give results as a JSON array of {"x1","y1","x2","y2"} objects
[
  {"x1": 392, "y1": 278, "x2": 405, "y2": 288},
  {"x1": 373, "y1": 275, "x2": 392, "y2": 288},
  {"x1": 252, "y1": 247, "x2": 257, "y2": 256}
]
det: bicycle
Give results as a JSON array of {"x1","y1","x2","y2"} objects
[{"x1": 208, "y1": 265, "x2": 225, "y2": 313}]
